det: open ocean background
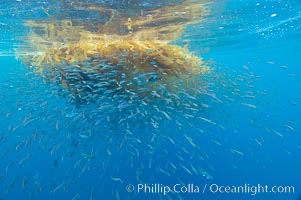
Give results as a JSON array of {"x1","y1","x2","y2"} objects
[{"x1": 1, "y1": 0, "x2": 301, "y2": 200}]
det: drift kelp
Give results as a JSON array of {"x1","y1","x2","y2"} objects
[{"x1": 16, "y1": 0, "x2": 210, "y2": 103}]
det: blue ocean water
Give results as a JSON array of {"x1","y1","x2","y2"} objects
[{"x1": 0, "y1": 0, "x2": 301, "y2": 200}]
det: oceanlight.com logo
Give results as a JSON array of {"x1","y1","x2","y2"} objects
[
  {"x1": 125, "y1": 183, "x2": 295, "y2": 196},
  {"x1": 209, "y1": 184, "x2": 295, "y2": 196}
]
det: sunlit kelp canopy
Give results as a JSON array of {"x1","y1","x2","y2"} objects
[{"x1": 16, "y1": 0, "x2": 210, "y2": 104}]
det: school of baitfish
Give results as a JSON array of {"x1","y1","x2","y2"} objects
[{"x1": 0, "y1": 0, "x2": 300, "y2": 199}]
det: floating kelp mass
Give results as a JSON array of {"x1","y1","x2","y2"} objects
[{"x1": 16, "y1": 0, "x2": 210, "y2": 104}]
